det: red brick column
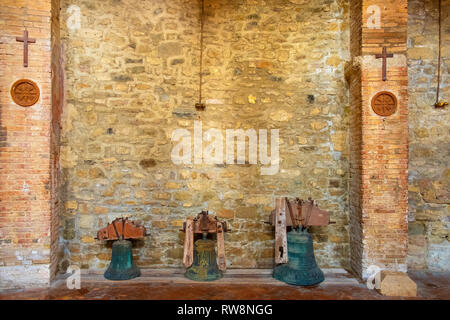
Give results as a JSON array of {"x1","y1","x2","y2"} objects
[
  {"x1": 0, "y1": 0, "x2": 61, "y2": 288},
  {"x1": 348, "y1": 0, "x2": 409, "y2": 279}
]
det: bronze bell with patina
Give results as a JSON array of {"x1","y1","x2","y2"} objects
[
  {"x1": 185, "y1": 234, "x2": 222, "y2": 281},
  {"x1": 96, "y1": 218, "x2": 147, "y2": 281},
  {"x1": 273, "y1": 229, "x2": 324, "y2": 286},
  {"x1": 182, "y1": 211, "x2": 228, "y2": 281},
  {"x1": 270, "y1": 198, "x2": 331, "y2": 286}
]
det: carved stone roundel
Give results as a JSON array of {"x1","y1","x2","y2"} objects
[
  {"x1": 11, "y1": 79, "x2": 40, "y2": 107},
  {"x1": 371, "y1": 91, "x2": 397, "y2": 117}
]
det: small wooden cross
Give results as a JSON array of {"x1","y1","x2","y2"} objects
[
  {"x1": 375, "y1": 46, "x2": 393, "y2": 81},
  {"x1": 16, "y1": 30, "x2": 36, "y2": 67}
]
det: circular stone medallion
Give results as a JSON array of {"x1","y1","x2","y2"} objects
[
  {"x1": 10, "y1": 79, "x2": 40, "y2": 107},
  {"x1": 371, "y1": 91, "x2": 397, "y2": 117}
]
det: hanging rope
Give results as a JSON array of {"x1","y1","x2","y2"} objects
[
  {"x1": 435, "y1": 0, "x2": 447, "y2": 108},
  {"x1": 196, "y1": 0, "x2": 206, "y2": 110}
]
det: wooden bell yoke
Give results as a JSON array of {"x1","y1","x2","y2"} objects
[
  {"x1": 269, "y1": 198, "x2": 331, "y2": 264},
  {"x1": 182, "y1": 211, "x2": 228, "y2": 271}
]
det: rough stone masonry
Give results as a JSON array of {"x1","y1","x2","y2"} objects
[
  {"x1": 407, "y1": 0, "x2": 449, "y2": 271},
  {"x1": 58, "y1": 0, "x2": 351, "y2": 272}
]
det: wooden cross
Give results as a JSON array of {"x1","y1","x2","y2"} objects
[
  {"x1": 16, "y1": 30, "x2": 36, "y2": 67},
  {"x1": 375, "y1": 46, "x2": 393, "y2": 81}
]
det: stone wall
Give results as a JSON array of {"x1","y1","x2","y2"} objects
[
  {"x1": 59, "y1": 0, "x2": 351, "y2": 271},
  {"x1": 407, "y1": 0, "x2": 449, "y2": 271}
]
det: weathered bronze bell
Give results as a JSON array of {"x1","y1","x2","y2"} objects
[
  {"x1": 185, "y1": 237, "x2": 222, "y2": 281},
  {"x1": 104, "y1": 240, "x2": 140, "y2": 280},
  {"x1": 273, "y1": 229, "x2": 324, "y2": 286}
]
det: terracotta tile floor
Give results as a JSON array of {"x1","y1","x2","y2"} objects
[{"x1": 0, "y1": 269, "x2": 448, "y2": 300}]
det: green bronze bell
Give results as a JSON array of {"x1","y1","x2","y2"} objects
[
  {"x1": 185, "y1": 236, "x2": 222, "y2": 282},
  {"x1": 104, "y1": 240, "x2": 140, "y2": 280},
  {"x1": 273, "y1": 229, "x2": 324, "y2": 286}
]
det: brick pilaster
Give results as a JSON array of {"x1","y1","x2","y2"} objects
[
  {"x1": 348, "y1": 0, "x2": 409, "y2": 279},
  {"x1": 0, "y1": 0, "x2": 61, "y2": 288}
]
